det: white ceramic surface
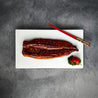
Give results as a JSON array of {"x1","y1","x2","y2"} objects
[{"x1": 15, "y1": 29, "x2": 83, "y2": 68}]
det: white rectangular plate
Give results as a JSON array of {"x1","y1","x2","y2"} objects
[{"x1": 15, "y1": 29, "x2": 83, "y2": 69}]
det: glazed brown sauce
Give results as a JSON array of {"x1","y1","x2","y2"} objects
[{"x1": 22, "y1": 38, "x2": 78, "y2": 59}]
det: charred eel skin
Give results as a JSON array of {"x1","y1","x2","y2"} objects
[{"x1": 22, "y1": 38, "x2": 78, "y2": 59}]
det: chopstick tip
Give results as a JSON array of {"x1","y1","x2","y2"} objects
[{"x1": 48, "y1": 23, "x2": 51, "y2": 26}]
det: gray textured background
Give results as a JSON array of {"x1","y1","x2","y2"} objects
[{"x1": 0, "y1": 0, "x2": 98, "y2": 98}]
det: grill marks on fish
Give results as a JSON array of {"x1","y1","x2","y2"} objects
[{"x1": 22, "y1": 38, "x2": 78, "y2": 59}]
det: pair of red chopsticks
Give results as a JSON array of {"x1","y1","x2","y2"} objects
[{"x1": 48, "y1": 23, "x2": 90, "y2": 47}]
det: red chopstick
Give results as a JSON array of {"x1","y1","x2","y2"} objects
[{"x1": 48, "y1": 23, "x2": 91, "y2": 47}]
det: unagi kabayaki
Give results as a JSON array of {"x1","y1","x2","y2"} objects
[{"x1": 22, "y1": 38, "x2": 78, "y2": 59}]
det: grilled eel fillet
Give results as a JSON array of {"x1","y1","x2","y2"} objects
[{"x1": 22, "y1": 38, "x2": 78, "y2": 59}]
